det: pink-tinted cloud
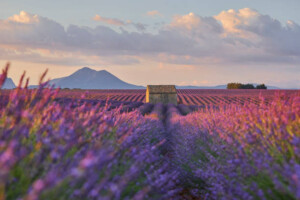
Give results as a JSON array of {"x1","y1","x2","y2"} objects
[
  {"x1": 214, "y1": 8, "x2": 259, "y2": 37},
  {"x1": 147, "y1": 10, "x2": 163, "y2": 17},
  {"x1": 93, "y1": 15, "x2": 126, "y2": 26},
  {"x1": 93, "y1": 14, "x2": 146, "y2": 31},
  {"x1": 0, "y1": 10, "x2": 300, "y2": 67}
]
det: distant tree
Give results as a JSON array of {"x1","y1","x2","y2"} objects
[
  {"x1": 256, "y1": 84, "x2": 267, "y2": 89},
  {"x1": 227, "y1": 83, "x2": 257, "y2": 89},
  {"x1": 241, "y1": 84, "x2": 255, "y2": 89},
  {"x1": 227, "y1": 83, "x2": 243, "y2": 89}
]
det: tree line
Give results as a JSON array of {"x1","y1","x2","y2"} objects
[{"x1": 227, "y1": 83, "x2": 267, "y2": 89}]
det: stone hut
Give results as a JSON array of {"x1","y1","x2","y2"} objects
[{"x1": 146, "y1": 85, "x2": 177, "y2": 105}]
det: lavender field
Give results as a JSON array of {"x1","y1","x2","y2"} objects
[{"x1": 0, "y1": 65, "x2": 300, "y2": 200}]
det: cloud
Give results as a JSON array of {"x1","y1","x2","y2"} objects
[
  {"x1": 93, "y1": 15, "x2": 126, "y2": 26},
  {"x1": 93, "y1": 14, "x2": 146, "y2": 31},
  {"x1": 214, "y1": 8, "x2": 300, "y2": 57},
  {"x1": 131, "y1": 22, "x2": 147, "y2": 31},
  {"x1": 168, "y1": 12, "x2": 223, "y2": 40},
  {"x1": 0, "y1": 9, "x2": 300, "y2": 67},
  {"x1": 147, "y1": 10, "x2": 163, "y2": 17},
  {"x1": 8, "y1": 11, "x2": 39, "y2": 24},
  {"x1": 0, "y1": 11, "x2": 67, "y2": 50},
  {"x1": 214, "y1": 8, "x2": 259, "y2": 37}
]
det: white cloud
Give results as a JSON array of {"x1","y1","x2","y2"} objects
[{"x1": 8, "y1": 10, "x2": 39, "y2": 24}]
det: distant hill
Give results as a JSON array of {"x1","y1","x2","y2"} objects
[
  {"x1": 1, "y1": 78, "x2": 16, "y2": 89},
  {"x1": 44, "y1": 67, "x2": 145, "y2": 89},
  {"x1": 176, "y1": 84, "x2": 280, "y2": 89},
  {"x1": 26, "y1": 67, "x2": 283, "y2": 90}
]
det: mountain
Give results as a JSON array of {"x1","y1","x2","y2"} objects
[
  {"x1": 176, "y1": 84, "x2": 280, "y2": 89},
  {"x1": 47, "y1": 67, "x2": 145, "y2": 89},
  {"x1": 1, "y1": 78, "x2": 16, "y2": 89},
  {"x1": 27, "y1": 67, "x2": 282, "y2": 90}
]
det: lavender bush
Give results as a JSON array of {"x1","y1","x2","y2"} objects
[
  {"x1": 1, "y1": 63, "x2": 299, "y2": 199},
  {"x1": 0, "y1": 65, "x2": 180, "y2": 200},
  {"x1": 169, "y1": 93, "x2": 300, "y2": 199}
]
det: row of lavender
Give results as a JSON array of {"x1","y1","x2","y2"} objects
[
  {"x1": 58, "y1": 88, "x2": 299, "y2": 106},
  {"x1": 166, "y1": 95, "x2": 300, "y2": 199},
  {"x1": 136, "y1": 98, "x2": 300, "y2": 199},
  {"x1": 0, "y1": 66, "x2": 181, "y2": 200}
]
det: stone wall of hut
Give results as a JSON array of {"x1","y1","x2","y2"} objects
[{"x1": 146, "y1": 85, "x2": 177, "y2": 105}]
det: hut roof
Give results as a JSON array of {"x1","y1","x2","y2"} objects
[{"x1": 146, "y1": 85, "x2": 177, "y2": 94}]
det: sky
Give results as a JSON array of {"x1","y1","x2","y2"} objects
[{"x1": 0, "y1": 0, "x2": 300, "y2": 88}]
